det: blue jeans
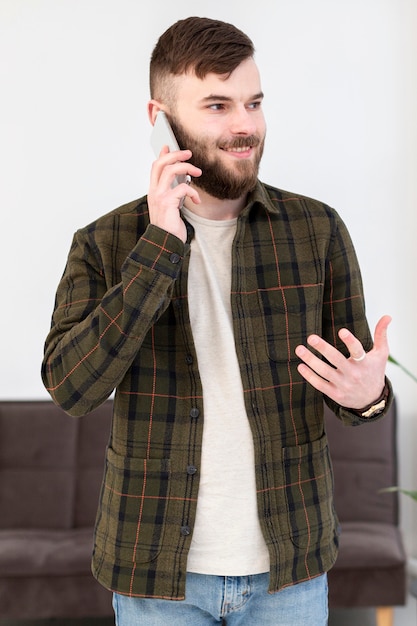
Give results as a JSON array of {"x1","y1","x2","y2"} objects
[{"x1": 112, "y1": 572, "x2": 328, "y2": 625}]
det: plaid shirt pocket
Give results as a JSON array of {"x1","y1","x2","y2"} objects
[
  {"x1": 95, "y1": 449, "x2": 171, "y2": 564},
  {"x1": 258, "y1": 285, "x2": 322, "y2": 363},
  {"x1": 282, "y1": 434, "x2": 335, "y2": 549}
]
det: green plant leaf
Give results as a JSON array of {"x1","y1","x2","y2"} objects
[
  {"x1": 388, "y1": 355, "x2": 417, "y2": 384},
  {"x1": 380, "y1": 486, "x2": 417, "y2": 502}
]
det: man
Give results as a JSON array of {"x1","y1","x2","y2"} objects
[{"x1": 42, "y1": 17, "x2": 392, "y2": 625}]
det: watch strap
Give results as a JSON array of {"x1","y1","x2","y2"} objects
[{"x1": 349, "y1": 378, "x2": 390, "y2": 419}]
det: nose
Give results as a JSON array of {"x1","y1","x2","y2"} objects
[{"x1": 229, "y1": 105, "x2": 258, "y2": 135}]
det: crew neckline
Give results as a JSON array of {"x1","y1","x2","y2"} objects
[{"x1": 181, "y1": 206, "x2": 238, "y2": 228}]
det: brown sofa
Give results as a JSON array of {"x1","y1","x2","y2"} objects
[
  {"x1": 0, "y1": 400, "x2": 114, "y2": 619},
  {"x1": 0, "y1": 398, "x2": 406, "y2": 622},
  {"x1": 325, "y1": 397, "x2": 407, "y2": 626}
]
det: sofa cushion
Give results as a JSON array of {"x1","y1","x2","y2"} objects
[
  {"x1": 0, "y1": 573, "x2": 113, "y2": 619},
  {"x1": 324, "y1": 402, "x2": 398, "y2": 525},
  {"x1": 0, "y1": 401, "x2": 78, "y2": 529},
  {"x1": 333, "y1": 521, "x2": 406, "y2": 569},
  {"x1": 0, "y1": 400, "x2": 114, "y2": 619},
  {"x1": 0, "y1": 528, "x2": 94, "y2": 576}
]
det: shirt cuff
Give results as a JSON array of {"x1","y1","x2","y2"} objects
[{"x1": 125, "y1": 224, "x2": 190, "y2": 279}]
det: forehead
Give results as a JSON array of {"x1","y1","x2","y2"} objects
[{"x1": 173, "y1": 58, "x2": 262, "y2": 104}]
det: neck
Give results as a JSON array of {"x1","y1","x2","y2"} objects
[{"x1": 184, "y1": 184, "x2": 247, "y2": 221}]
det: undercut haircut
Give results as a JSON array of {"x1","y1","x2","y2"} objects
[{"x1": 149, "y1": 17, "x2": 255, "y2": 102}]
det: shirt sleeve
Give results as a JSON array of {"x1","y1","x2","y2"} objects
[
  {"x1": 41, "y1": 222, "x2": 188, "y2": 416},
  {"x1": 320, "y1": 210, "x2": 393, "y2": 424}
]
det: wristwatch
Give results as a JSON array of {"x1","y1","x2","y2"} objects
[{"x1": 350, "y1": 379, "x2": 390, "y2": 418}]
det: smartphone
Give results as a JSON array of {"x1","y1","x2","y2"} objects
[{"x1": 150, "y1": 111, "x2": 191, "y2": 189}]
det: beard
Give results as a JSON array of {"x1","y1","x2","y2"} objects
[{"x1": 168, "y1": 115, "x2": 265, "y2": 200}]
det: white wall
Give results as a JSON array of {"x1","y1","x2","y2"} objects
[{"x1": 1, "y1": 0, "x2": 416, "y2": 553}]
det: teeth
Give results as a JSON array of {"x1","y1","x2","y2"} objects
[{"x1": 225, "y1": 146, "x2": 251, "y2": 153}]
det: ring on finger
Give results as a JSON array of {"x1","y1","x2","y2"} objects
[{"x1": 352, "y1": 351, "x2": 366, "y2": 362}]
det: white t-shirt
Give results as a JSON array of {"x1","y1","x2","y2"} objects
[{"x1": 182, "y1": 207, "x2": 270, "y2": 576}]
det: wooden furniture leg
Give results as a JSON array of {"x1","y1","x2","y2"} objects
[{"x1": 376, "y1": 606, "x2": 394, "y2": 626}]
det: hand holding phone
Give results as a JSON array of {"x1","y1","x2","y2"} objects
[{"x1": 148, "y1": 111, "x2": 201, "y2": 242}]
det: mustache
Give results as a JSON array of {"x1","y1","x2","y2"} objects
[{"x1": 219, "y1": 135, "x2": 261, "y2": 150}]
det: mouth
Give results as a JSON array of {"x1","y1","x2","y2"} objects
[
  {"x1": 223, "y1": 146, "x2": 253, "y2": 154},
  {"x1": 220, "y1": 137, "x2": 260, "y2": 158}
]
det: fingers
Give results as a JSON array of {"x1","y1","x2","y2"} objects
[
  {"x1": 296, "y1": 315, "x2": 392, "y2": 368},
  {"x1": 151, "y1": 148, "x2": 202, "y2": 190},
  {"x1": 337, "y1": 315, "x2": 391, "y2": 362},
  {"x1": 337, "y1": 327, "x2": 366, "y2": 361},
  {"x1": 296, "y1": 360, "x2": 332, "y2": 397},
  {"x1": 147, "y1": 148, "x2": 202, "y2": 242},
  {"x1": 296, "y1": 334, "x2": 346, "y2": 371}
]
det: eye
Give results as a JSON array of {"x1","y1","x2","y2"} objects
[
  {"x1": 248, "y1": 100, "x2": 262, "y2": 110},
  {"x1": 208, "y1": 103, "x2": 226, "y2": 111}
]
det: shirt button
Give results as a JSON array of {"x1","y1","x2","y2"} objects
[
  {"x1": 187, "y1": 465, "x2": 197, "y2": 475},
  {"x1": 185, "y1": 354, "x2": 193, "y2": 364},
  {"x1": 169, "y1": 252, "x2": 181, "y2": 264},
  {"x1": 189, "y1": 407, "x2": 200, "y2": 419},
  {"x1": 180, "y1": 525, "x2": 191, "y2": 536}
]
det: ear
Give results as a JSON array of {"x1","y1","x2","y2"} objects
[{"x1": 148, "y1": 100, "x2": 163, "y2": 126}]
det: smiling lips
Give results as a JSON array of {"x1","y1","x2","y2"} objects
[
  {"x1": 223, "y1": 146, "x2": 252, "y2": 153},
  {"x1": 220, "y1": 136, "x2": 260, "y2": 156}
]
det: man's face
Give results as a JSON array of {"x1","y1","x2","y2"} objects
[{"x1": 167, "y1": 58, "x2": 266, "y2": 200}]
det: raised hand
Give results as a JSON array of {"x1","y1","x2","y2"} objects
[{"x1": 295, "y1": 315, "x2": 391, "y2": 409}]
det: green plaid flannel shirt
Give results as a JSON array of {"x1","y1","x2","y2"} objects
[{"x1": 42, "y1": 181, "x2": 391, "y2": 599}]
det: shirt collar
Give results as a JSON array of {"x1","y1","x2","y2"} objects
[{"x1": 241, "y1": 180, "x2": 281, "y2": 218}]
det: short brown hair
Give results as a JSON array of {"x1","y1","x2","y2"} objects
[{"x1": 149, "y1": 17, "x2": 255, "y2": 101}]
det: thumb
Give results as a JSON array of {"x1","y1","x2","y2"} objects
[{"x1": 373, "y1": 315, "x2": 392, "y2": 355}]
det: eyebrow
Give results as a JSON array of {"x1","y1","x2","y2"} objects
[{"x1": 200, "y1": 91, "x2": 264, "y2": 104}]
